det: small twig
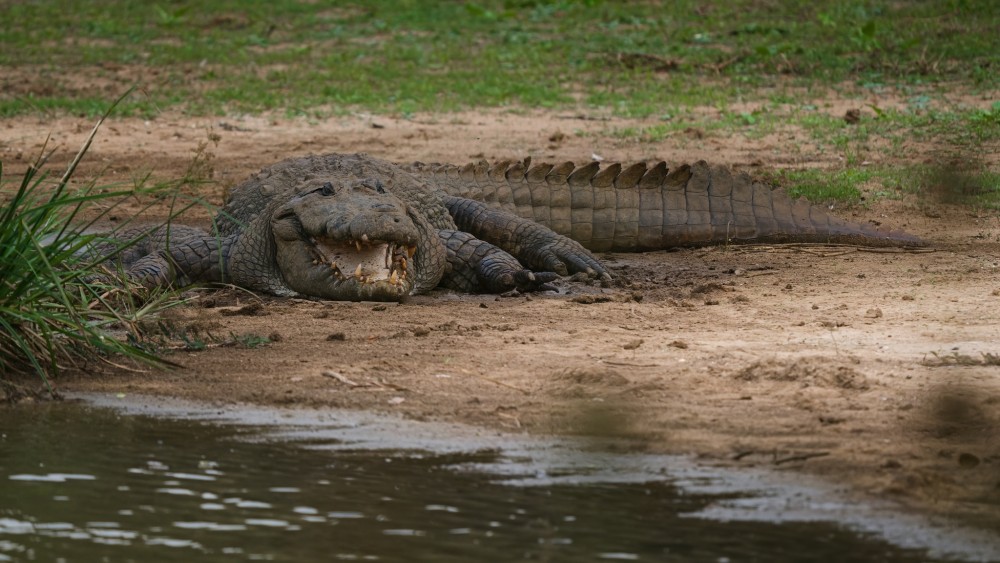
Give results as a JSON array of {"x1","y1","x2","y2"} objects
[
  {"x1": 791, "y1": 247, "x2": 856, "y2": 257},
  {"x1": 857, "y1": 247, "x2": 936, "y2": 254},
  {"x1": 781, "y1": 243, "x2": 862, "y2": 249},
  {"x1": 774, "y1": 451, "x2": 830, "y2": 465},
  {"x1": 321, "y1": 370, "x2": 360, "y2": 387},
  {"x1": 555, "y1": 114, "x2": 611, "y2": 122},
  {"x1": 96, "y1": 355, "x2": 161, "y2": 373},
  {"x1": 374, "y1": 378, "x2": 411, "y2": 392},
  {"x1": 729, "y1": 243, "x2": 936, "y2": 259},
  {"x1": 708, "y1": 55, "x2": 742, "y2": 74},
  {"x1": 496, "y1": 411, "x2": 522, "y2": 428},
  {"x1": 601, "y1": 360, "x2": 660, "y2": 368},
  {"x1": 468, "y1": 374, "x2": 531, "y2": 395},
  {"x1": 779, "y1": 243, "x2": 935, "y2": 255}
]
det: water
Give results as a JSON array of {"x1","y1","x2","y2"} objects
[{"x1": 0, "y1": 396, "x2": 995, "y2": 562}]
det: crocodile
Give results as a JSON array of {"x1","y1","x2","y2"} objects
[{"x1": 108, "y1": 152, "x2": 921, "y2": 301}]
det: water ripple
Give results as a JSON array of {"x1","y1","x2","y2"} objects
[{"x1": 8, "y1": 473, "x2": 95, "y2": 482}]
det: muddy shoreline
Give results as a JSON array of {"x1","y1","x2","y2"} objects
[{"x1": 3, "y1": 108, "x2": 999, "y2": 533}]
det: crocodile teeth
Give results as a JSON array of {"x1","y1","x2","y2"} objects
[
  {"x1": 389, "y1": 270, "x2": 399, "y2": 285},
  {"x1": 361, "y1": 234, "x2": 369, "y2": 243},
  {"x1": 407, "y1": 245, "x2": 416, "y2": 258},
  {"x1": 355, "y1": 240, "x2": 363, "y2": 252},
  {"x1": 354, "y1": 264, "x2": 363, "y2": 278}
]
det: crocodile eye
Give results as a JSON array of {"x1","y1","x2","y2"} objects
[
  {"x1": 320, "y1": 182, "x2": 335, "y2": 196},
  {"x1": 375, "y1": 179, "x2": 387, "y2": 194}
]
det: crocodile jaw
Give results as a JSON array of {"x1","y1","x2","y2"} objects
[
  {"x1": 271, "y1": 222, "x2": 421, "y2": 301},
  {"x1": 309, "y1": 237, "x2": 415, "y2": 291}
]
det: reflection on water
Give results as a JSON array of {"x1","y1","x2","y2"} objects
[{"x1": 0, "y1": 400, "x2": 971, "y2": 562}]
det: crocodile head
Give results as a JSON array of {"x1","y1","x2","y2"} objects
[{"x1": 269, "y1": 178, "x2": 421, "y2": 301}]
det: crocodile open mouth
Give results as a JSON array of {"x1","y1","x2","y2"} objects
[{"x1": 309, "y1": 235, "x2": 416, "y2": 287}]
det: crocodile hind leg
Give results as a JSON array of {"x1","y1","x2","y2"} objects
[
  {"x1": 93, "y1": 225, "x2": 233, "y2": 290},
  {"x1": 443, "y1": 196, "x2": 611, "y2": 281},
  {"x1": 438, "y1": 230, "x2": 558, "y2": 294}
]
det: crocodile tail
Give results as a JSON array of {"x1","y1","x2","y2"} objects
[{"x1": 414, "y1": 159, "x2": 923, "y2": 251}]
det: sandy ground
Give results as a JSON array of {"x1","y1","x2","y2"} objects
[{"x1": 3, "y1": 103, "x2": 1000, "y2": 533}]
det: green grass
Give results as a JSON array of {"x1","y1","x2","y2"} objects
[
  {"x1": 612, "y1": 99, "x2": 1000, "y2": 154},
  {"x1": 0, "y1": 108, "x2": 192, "y2": 396},
  {"x1": 767, "y1": 163, "x2": 1000, "y2": 209},
  {"x1": 1, "y1": 0, "x2": 997, "y2": 205},
  {"x1": 1, "y1": 0, "x2": 997, "y2": 118}
]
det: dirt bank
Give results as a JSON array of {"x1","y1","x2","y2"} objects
[{"x1": 3, "y1": 107, "x2": 999, "y2": 532}]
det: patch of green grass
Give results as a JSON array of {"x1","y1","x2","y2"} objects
[
  {"x1": 231, "y1": 332, "x2": 272, "y2": 349},
  {"x1": 0, "y1": 96, "x2": 167, "y2": 120},
  {"x1": 766, "y1": 167, "x2": 873, "y2": 203},
  {"x1": 767, "y1": 162, "x2": 1000, "y2": 208},
  {"x1": 611, "y1": 122, "x2": 686, "y2": 143},
  {"x1": 0, "y1": 111, "x2": 189, "y2": 393},
  {"x1": 914, "y1": 162, "x2": 1000, "y2": 210},
  {"x1": 610, "y1": 104, "x2": 783, "y2": 142},
  {"x1": 612, "y1": 94, "x2": 999, "y2": 160},
  {"x1": 1, "y1": 0, "x2": 996, "y2": 118},
  {"x1": 867, "y1": 104, "x2": 1000, "y2": 146},
  {"x1": 967, "y1": 171, "x2": 1000, "y2": 210}
]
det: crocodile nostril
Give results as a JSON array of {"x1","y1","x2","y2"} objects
[{"x1": 393, "y1": 218, "x2": 400, "y2": 223}]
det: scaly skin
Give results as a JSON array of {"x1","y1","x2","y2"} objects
[
  {"x1": 109, "y1": 153, "x2": 921, "y2": 301},
  {"x1": 412, "y1": 158, "x2": 923, "y2": 250}
]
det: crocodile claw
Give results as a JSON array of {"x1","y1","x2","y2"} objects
[{"x1": 512, "y1": 270, "x2": 559, "y2": 293}]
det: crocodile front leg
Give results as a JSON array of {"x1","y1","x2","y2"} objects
[
  {"x1": 438, "y1": 229, "x2": 558, "y2": 294},
  {"x1": 89, "y1": 224, "x2": 231, "y2": 290},
  {"x1": 443, "y1": 196, "x2": 610, "y2": 281},
  {"x1": 124, "y1": 232, "x2": 232, "y2": 289}
]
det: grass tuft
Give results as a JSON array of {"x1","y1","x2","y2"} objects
[{"x1": 0, "y1": 103, "x2": 188, "y2": 395}]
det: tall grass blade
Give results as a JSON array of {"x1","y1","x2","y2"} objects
[{"x1": 1, "y1": 90, "x2": 191, "y2": 395}]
